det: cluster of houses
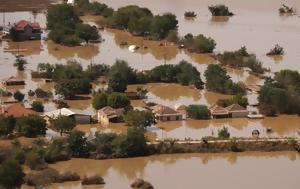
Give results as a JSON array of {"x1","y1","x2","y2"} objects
[{"x1": 0, "y1": 100, "x2": 259, "y2": 127}]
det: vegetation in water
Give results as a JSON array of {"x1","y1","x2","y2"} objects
[
  {"x1": 204, "y1": 64, "x2": 246, "y2": 95},
  {"x1": 259, "y1": 70, "x2": 300, "y2": 116},
  {"x1": 179, "y1": 33, "x2": 216, "y2": 53},
  {"x1": 31, "y1": 101, "x2": 44, "y2": 112},
  {"x1": 13, "y1": 91, "x2": 25, "y2": 102},
  {"x1": 266, "y1": 44, "x2": 284, "y2": 56},
  {"x1": 217, "y1": 46, "x2": 265, "y2": 74},
  {"x1": 184, "y1": 11, "x2": 197, "y2": 18},
  {"x1": 186, "y1": 105, "x2": 211, "y2": 120},
  {"x1": 208, "y1": 5, "x2": 234, "y2": 16},
  {"x1": 278, "y1": 4, "x2": 295, "y2": 14},
  {"x1": 47, "y1": 4, "x2": 100, "y2": 46},
  {"x1": 217, "y1": 94, "x2": 248, "y2": 108}
]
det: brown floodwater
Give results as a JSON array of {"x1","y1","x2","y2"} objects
[
  {"x1": 21, "y1": 152, "x2": 300, "y2": 189},
  {"x1": 0, "y1": 1, "x2": 299, "y2": 141}
]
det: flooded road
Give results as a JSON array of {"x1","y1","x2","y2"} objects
[{"x1": 31, "y1": 151, "x2": 300, "y2": 189}]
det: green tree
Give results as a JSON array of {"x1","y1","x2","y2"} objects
[
  {"x1": 31, "y1": 101, "x2": 44, "y2": 112},
  {"x1": 55, "y1": 78, "x2": 92, "y2": 99},
  {"x1": 208, "y1": 5, "x2": 234, "y2": 16},
  {"x1": 93, "y1": 132, "x2": 117, "y2": 156},
  {"x1": 14, "y1": 57, "x2": 27, "y2": 71},
  {"x1": 75, "y1": 23, "x2": 100, "y2": 43},
  {"x1": 186, "y1": 105, "x2": 211, "y2": 120},
  {"x1": 16, "y1": 115, "x2": 47, "y2": 137},
  {"x1": 107, "y1": 92, "x2": 131, "y2": 109},
  {"x1": 51, "y1": 115, "x2": 76, "y2": 136},
  {"x1": 112, "y1": 127, "x2": 148, "y2": 157},
  {"x1": 124, "y1": 110, "x2": 155, "y2": 129},
  {"x1": 92, "y1": 93, "x2": 108, "y2": 110},
  {"x1": 0, "y1": 159, "x2": 25, "y2": 189},
  {"x1": 108, "y1": 60, "x2": 137, "y2": 92},
  {"x1": 0, "y1": 116, "x2": 16, "y2": 138},
  {"x1": 13, "y1": 91, "x2": 25, "y2": 102},
  {"x1": 218, "y1": 127, "x2": 230, "y2": 139},
  {"x1": 67, "y1": 130, "x2": 89, "y2": 157}
]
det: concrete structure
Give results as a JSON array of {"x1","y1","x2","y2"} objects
[
  {"x1": 97, "y1": 106, "x2": 124, "y2": 125},
  {"x1": 11, "y1": 20, "x2": 41, "y2": 40},
  {"x1": 225, "y1": 104, "x2": 248, "y2": 118},
  {"x1": 152, "y1": 105, "x2": 183, "y2": 121},
  {"x1": 43, "y1": 108, "x2": 91, "y2": 124}
]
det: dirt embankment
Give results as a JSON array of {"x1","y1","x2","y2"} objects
[{"x1": 0, "y1": 0, "x2": 60, "y2": 12}]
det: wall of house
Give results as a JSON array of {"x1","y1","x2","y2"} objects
[
  {"x1": 157, "y1": 115, "x2": 182, "y2": 121},
  {"x1": 16, "y1": 25, "x2": 41, "y2": 40},
  {"x1": 74, "y1": 115, "x2": 91, "y2": 124},
  {"x1": 229, "y1": 111, "x2": 249, "y2": 118}
]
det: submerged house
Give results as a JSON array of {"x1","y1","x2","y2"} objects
[
  {"x1": 43, "y1": 108, "x2": 91, "y2": 124},
  {"x1": 152, "y1": 105, "x2": 183, "y2": 121},
  {"x1": 225, "y1": 104, "x2": 248, "y2": 118},
  {"x1": 11, "y1": 20, "x2": 41, "y2": 41},
  {"x1": 209, "y1": 104, "x2": 229, "y2": 119},
  {"x1": 210, "y1": 104, "x2": 249, "y2": 119},
  {"x1": 97, "y1": 106, "x2": 124, "y2": 125},
  {"x1": 3, "y1": 77, "x2": 25, "y2": 86}
]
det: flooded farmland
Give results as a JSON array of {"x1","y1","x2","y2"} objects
[{"x1": 20, "y1": 152, "x2": 300, "y2": 189}]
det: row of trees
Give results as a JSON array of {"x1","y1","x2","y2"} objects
[
  {"x1": 217, "y1": 46, "x2": 265, "y2": 74},
  {"x1": 205, "y1": 64, "x2": 246, "y2": 95},
  {"x1": 0, "y1": 115, "x2": 46, "y2": 138},
  {"x1": 47, "y1": 4, "x2": 100, "y2": 46},
  {"x1": 102, "y1": 5, "x2": 178, "y2": 40},
  {"x1": 92, "y1": 92, "x2": 131, "y2": 110},
  {"x1": 259, "y1": 70, "x2": 300, "y2": 116},
  {"x1": 74, "y1": 0, "x2": 113, "y2": 17}
]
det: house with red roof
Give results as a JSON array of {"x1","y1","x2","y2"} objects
[
  {"x1": 0, "y1": 103, "x2": 38, "y2": 118},
  {"x1": 11, "y1": 20, "x2": 42, "y2": 40}
]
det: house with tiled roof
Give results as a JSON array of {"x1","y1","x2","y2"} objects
[
  {"x1": 152, "y1": 105, "x2": 183, "y2": 121},
  {"x1": 11, "y1": 20, "x2": 41, "y2": 40},
  {"x1": 209, "y1": 104, "x2": 229, "y2": 119},
  {"x1": 97, "y1": 106, "x2": 124, "y2": 125},
  {"x1": 0, "y1": 103, "x2": 38, "y2": 118},
  {"x1": 225, "y1": 104, "x2": 248, "y2": 118}
]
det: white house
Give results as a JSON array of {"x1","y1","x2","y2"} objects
[{"x1": 43, "y1": 108, "x2": 91, "y2": 124}]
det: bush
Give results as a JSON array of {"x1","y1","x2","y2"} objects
[
  {"x1": 25, "y1": 151, "x2": 47, "y2": 170},
  {"x1": 16, "y1": 115, "x2": 47, "y2": 137},
  {"x1": 186, "y1": 105, "x2": 211, "y2": 120},
  {"x1": 44, "y1": 139, "x2": 71, "y2": 163},
  {"x1": 217, "y1": 46, "x2": 265, "y2": 74},
  {"x1": 266, "y1": 44, "x2": 284, "y2": 56},
  {"x1": 218, "y1": 127, "x2": 230, "y2": 139},
  {"x1": 13, "y1": 57, "x2": 27, "y2": 71},
  {"x1": 81, "y1": 175, "x2": 105, "y2": 185},
  {"x1": 208, "y1": 5, "x2": 234, "y2": 16},
  {"x1": 31, "y1": 101, "x2": 44, "y2": 112},
  {"x1": 35, "y1": 88, "x2": 52, "y2": 98},
  {"x1": 180, "y1": 33, "x2": 216, "y2": 53},
  {"x1": 67, "y1": 131, "x2": 89, "y2": 157},
  {"x1": 13, "y1": 91, "x2": 25, "y2": 102},
  {"x1": 217, "y1": 94, "x2": 248, "y2": 108}
]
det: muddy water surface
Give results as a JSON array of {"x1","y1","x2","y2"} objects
[{"x1": 35, "y1": 152, "x2": 300, "y2": 189}]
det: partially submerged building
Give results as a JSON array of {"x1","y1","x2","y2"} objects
[
  {"x1": 152, "y1": 105, "x2": 183, "y2": 121},
  {"x1": 97, "y1": 106, "x2": 124, "y2": 125},
  {"x1": 225, "y1": 104, "x2": 249, "y2": 118},
  {"x1": 3, "y1": 77, "x2": 25, "y2": 86},
  {"x1": 11, "y1": 20, "x2": 41, "y2": 41},
  {"x1": 43, "y1": 108, "x2": 91, "y2": 124},
  {"x1": 210, "y1": 104, "x2": 248, "y2": 119}
]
